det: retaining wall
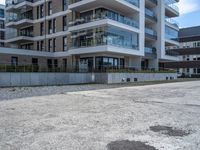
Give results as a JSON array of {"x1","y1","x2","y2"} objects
[
  {"x1": 0, "y1": 72, "x2": 177, "y2": 87},
  {"x1": 0, "y1": 73, "x2": 94, "y2": 87},
  {"x1": 95, "y1": 73, "x2": 177, "y2": 84}
]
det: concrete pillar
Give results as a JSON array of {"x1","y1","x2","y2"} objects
[
  {"x1": 148, "y1": 59, "x2": 159, "y2": 70},
  {"x1": 128, "y1": 56, "x2": 142, "y2": 70}
]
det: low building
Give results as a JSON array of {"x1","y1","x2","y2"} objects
[{"x1": 165, "y1": 26, "x2": 200, "y2": 77}]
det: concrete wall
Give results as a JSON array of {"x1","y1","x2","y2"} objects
[
  {"x1": 0, "y1": 73, "x2": 94, "y2": 87},
  {"x1": 0, "y1": 72, "x2": 177, "y2": 87},
  {"x1": 95, "y1": 73, "x2": 177, "y2": 84}
]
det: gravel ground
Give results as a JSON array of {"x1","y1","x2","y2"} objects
[{"x1": 0, "y1": 81, "x2": 200, "y2": 150}]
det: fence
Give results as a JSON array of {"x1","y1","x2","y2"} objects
[{"x1": 0, "y1": 63, "x2": 176, "y2": 73}]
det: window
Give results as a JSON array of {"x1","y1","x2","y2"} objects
[
  {"x1": 63, "y1": 59, "x2": 67, "y2": 68},
  {"x1": 32, "y1": 58, "x2": 38, "y2": 65},
  {"x1": 63, "y1": 16, "x2": 67, "y2": 31},
  {"x1": 37, "y1": 41, "x2": 40, "y2": 51},
  {"x1": 47, "y1": 59, "x2": 53, "y2": 69},
  {"x1": 40, "y1": 41, "x2": 44, "y2": 51},
  {"x1": 63, "y1": 0, "x2": 68, "y2": 11},
  {"x1": 48, "y1": 20, "x2": 52, "y2": 34},
  {"x1": 48, "y1": 39, "x2": 53, "y2": 52},
  {"x1": 63, "y1": 36, "x2": 67, "y2": 51},
  {"x1": 53, "y1": 19, "x2": 56, "y2": 33},
  {"x1": 37, "y1": 6, "x2": 39, "y2": 19},
  {"x1": 53, "y1": 38, "x2": 56, "y2": 52},
  {"x1": 48, "y1": 1, "x2": 52, "y2": 15},
  {"x1": 20, "y1": 43, "x2": 33, "y2": 50},
  {"x1": 11, "y1": 57, "x2": 18, "y2": 66},
  {"x1": 40, "y1": 22, "x2": 44, "y2": 35},
  {"x1": 54, "y1": 59, "x2": 58, "y2": 68},
  {"x1": 194, "y1": 68, "x2": 197, "y2": 74},
  {"x1": 40, "y1": 4, "x2": 44, "y2": 18}
]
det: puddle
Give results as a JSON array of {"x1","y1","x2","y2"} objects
[
  {"x1": 150, "y1": 125, "x2": 190, "y2": 137},
  {"x1": 107, "y1": 140, "x2": 157, "y2": 150}
]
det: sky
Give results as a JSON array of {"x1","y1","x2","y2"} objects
[{"x1": 0, "y1": 0, "x2": 200, "y2": 28}]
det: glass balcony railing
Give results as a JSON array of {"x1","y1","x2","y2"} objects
[
  {"x1": 145, "y1": 47, "x2": 154, "y2": 53},
  {"x1": 165, "y1": 0, "x2": 179, "y2": 14},
  {"x1": 145, "y1": 8, "x2": 157, "y2": 21},
  {"x1": 148, "y1": 0, "x2": 157, "y2": 5},
  {"x1": 145, "y1": 27, "x2": 157, "y2": 39},
  {"x1": 70, "y1": 26, "x2": 139, "y2": 50},
  {"x1": 165, "y1": 25, "x2": 178, "y2": 41},
  {"x1": 70, "y1": 13, "x2": 139, "y2": 29},
  {"x1": 165, "y1": 17, "x2": 179, "y2": 28},
  {"x1": 124, "y1": 0, "x2": 139, "y2": 7},
  {"x1": 6, "y1": 31, "x2": 33, "y2": 40},
  {"x1": 69, "y1": 0, "x2": 139, "y2": 7},
  {"x1": 6, "y1": 0, "x2": 34, "y2": 7},
  {"x1": 7, "y1": 15, "x2": 33, "y2": 23}
]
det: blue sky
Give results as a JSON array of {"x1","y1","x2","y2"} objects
[{"x1": 0, "y1": 0, "x2": 200, "y2": 28}]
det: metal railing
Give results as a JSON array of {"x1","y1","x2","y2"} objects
[{"x1": 0, "y1": 63, "x2": 176, "y2": 73}]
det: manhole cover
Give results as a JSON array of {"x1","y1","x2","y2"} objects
[
  {"x1": 150, "y1": 125, "x2": 190, "y2": 137},
  {"x1": 107, "y1": 140, "x2": 157, "y2": 150}
]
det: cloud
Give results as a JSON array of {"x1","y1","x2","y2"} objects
[
  {"x1": 178, "y1": 0, "x2": 200, "y2": 15},
  {"x1": 0, "y1": 0, "x2": 5, "y2": 5}
]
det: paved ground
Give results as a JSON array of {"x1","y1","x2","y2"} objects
[{"x1": 0, "y1": 81, "x2": 200, "y2": 150}]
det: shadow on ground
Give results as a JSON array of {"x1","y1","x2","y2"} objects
[
  {"x1": 150, "y1": 125, "x2": 191, "y2": 137},
  {"x1": 107, "y1": 140, "x2": 157, "y2": 150}
]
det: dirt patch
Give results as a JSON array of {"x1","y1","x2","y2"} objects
[
  {"x1": 150, "y1": 125, "x2": 190, "y2": 137},
  {"x1": 107, "y1": 140, "x2": 157, "y2": 150}
]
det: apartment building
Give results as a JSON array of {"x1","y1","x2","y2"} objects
[
  {"x1": 1, "y1": 0, "x2": 179, "y2": 71},
  {"x1": 0, "y1": 4, "x2": 5, "y2": 47},
  {"x1": 165, "y1": 26, "x2": 200, "y2": 77}
]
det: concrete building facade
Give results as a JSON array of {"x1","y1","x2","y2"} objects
[{"x1": 2, "y1": 0, "x2": 179, "y2": 71}]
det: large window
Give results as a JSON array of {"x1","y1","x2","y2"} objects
[
  {"x1": 63, "y1": 16, "x2": 67, "y2": 31},
  {"x1": 0, "y1": 9, "x2": 4, "y2": 18},
  {"x1": 165, "y1": 26, "x2": 178, "y2": 41},
  {"x1": 48, "y1": 20, "x2": 52, "y2": 34},
  {"x1": 48, "y1": 39, "x2": 53, "y2": 52},
  {"x1": 40, "y1": 4, "x2": 44, "y2": 18},
  {"x1": 95, "y1": 57, "x2": 124, "y2": 69},
  {"x1": 63, "y1": 0, "x2": 68, "y2": 11},
  {"x1": 40, "y1": 22, "x2": 44, "y2": 36},
  {"x1": 48, "y1": 1, "x2": 52, "y2": 15},
  {"x1": 53, "y1": 19, "x2": 56, "y2": 33},
  {"x1": 11, "y1": 57, "x2": 18, "y2": 65},
  {"x1": 63, "y1": 36, "x2": 67, "y2": 51}
]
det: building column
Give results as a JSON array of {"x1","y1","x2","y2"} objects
[{"x1": 128, "y1": 56, "x2": 142, "y2": 70}]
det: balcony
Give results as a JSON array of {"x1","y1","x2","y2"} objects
[
  {"x1": 145, "y1": 47, "x2": 157, "y2": 58},
  {"x1": 145, "y1": 0, "x2": 157, "y2": 7},
  {"x1": 69, "y1": 10, "x2": 139, "y2": 31},
  {"x1": 145, "y1": 8, "x2": 157, "y2": 23},
  {"x1": 6, "y1": 0, "x2": 34, "y2": 12},
  {"x1": 6, "y1": 31, "x2": 34, "y2": 43},
  {"x1": 68, "y1": 0, "x2": 140, "y2": 15},
  {"x1": 165, "y1": 17, "x2": 179, "y2": 30},
  {"x1": 165, "y1": 25, "x2": 179, "y2": 46},
  {"x1": 69, "y1": 25, "x2": 140, "y2": 56},
  {"x1": 6, "y1": 15, "x2": 33, "y2": 28},
  {"x1": 145, "y1": 27, "x2": 157, "y2": 40},
  {"x1": 165, "y1": 0, "x2": 179, "y2": 17}
]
